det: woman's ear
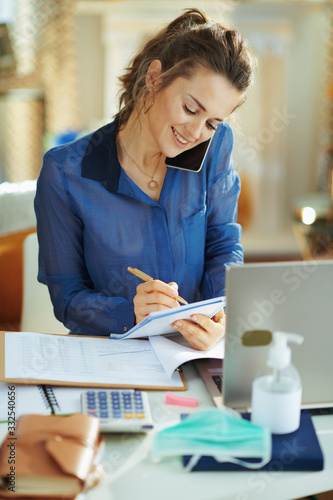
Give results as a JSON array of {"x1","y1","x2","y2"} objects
[{"x1": 146, "y1": 59, "x2": 162, "y2": 88}]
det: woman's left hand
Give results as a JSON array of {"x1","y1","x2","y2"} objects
[{"x1": 171, "y1": 308, "x2": 225, "y2": 351}]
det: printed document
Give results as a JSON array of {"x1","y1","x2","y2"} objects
[{"x1": 4, "y1": 332, "x2": 183, "y2": 387}]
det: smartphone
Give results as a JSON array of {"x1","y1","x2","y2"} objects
[{"x1": 165, "y1": 138, "x2": 212, "y2": 172}]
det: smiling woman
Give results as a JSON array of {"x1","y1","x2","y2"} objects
[
  {"x1": 117, "y1": 63, "x2": 243, "y2": 201},
  {"x1": 34, "y1": 8, "x2": 257, "y2": 350},
  {"x1": 141, "y1": 61, "x2": 242, "y2": 154}
]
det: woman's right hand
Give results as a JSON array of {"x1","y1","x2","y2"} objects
[{"x1": 133, "y1": 280, "x2": 180, "y2": 324}]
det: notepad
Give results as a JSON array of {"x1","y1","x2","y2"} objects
[{"x1": 111, "y1": 296, "x2": 225, "y2": 339}]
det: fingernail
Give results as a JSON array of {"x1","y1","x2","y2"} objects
[
  {"x1": 192, "y1": 315, "x2": 198, "y2": 321},
  {"x1": 173, "y1": 321, "x2": 182, "y2": 329}
]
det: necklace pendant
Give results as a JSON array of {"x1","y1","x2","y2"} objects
[{"x1": 148, "y1": 180, "x2": 159, "y2": 190}]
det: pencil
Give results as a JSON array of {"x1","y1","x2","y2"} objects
[{"x1": 127, "y1": 267, "x2": 188, "y2": 305}]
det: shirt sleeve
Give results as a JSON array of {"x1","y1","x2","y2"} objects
[
  {"x1": 201, "y1": 123, "x2": 244, "y2": 299},
  {"x1": 34, "y1": 151, "x2": 135, "y2": 335}
]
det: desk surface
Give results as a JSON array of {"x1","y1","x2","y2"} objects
[
  {"x1": 0, "y1": 363, "x2": 332, "y2": 500},
  {"x1": 85, "y1": 363, "x2": 333, "y2": 500}
]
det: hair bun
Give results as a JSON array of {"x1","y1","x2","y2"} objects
[{"x1": 166, "y1": 8, "x2": 209, "y2": 34}]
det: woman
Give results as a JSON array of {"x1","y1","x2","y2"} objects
[{"x1": 35, "y1": 8, "x2": 256, "y2": 350}]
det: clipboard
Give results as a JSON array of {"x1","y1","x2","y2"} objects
[{"x1": 0, "y1": 331, "x2": 187, "y2": 391}]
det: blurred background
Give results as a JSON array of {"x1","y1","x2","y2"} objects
[{"x1": 1, "y1": 0, "x2": 333, "y2": 331}]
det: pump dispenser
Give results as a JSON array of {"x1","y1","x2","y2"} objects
[{"x1": 251, "y1": 331, "x2": 304, "y2": 434}]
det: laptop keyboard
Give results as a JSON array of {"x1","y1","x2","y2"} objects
[{"x1": 212, "y1": 375, "x2": 222, "y2": 393}]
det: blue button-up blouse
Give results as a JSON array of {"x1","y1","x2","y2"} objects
[{"x1": 34, "y1": 120, "x2": 243, "y2": 335}]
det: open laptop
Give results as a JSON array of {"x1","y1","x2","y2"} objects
[{"x1": 195, "y1": 260, "x2": 333, "y2": 412}]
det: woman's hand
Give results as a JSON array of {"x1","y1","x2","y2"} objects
[
  {"x1": 133, "y1": 280, "x2": 180, "y2": 324},
  {"x1": 171, "y1": 308, "x2": 225, "y2": 351}
]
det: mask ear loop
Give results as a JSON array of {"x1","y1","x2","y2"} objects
[
  {"x1": 184, "y1": 430, "x2": 272, "y2": 472},
  {"x1": 213, "y1": 430, "x2": 272, "y2": 470},
  {"x1": 184, "y1": 454, "x2": 202, "y2": 472}
]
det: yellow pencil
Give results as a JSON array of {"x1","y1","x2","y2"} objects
[{"x1": 127, "y1": 267, "x2": 188, "y2": 305}]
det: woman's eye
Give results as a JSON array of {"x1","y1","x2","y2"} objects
[
  {"x1": 184, "y1": 105, "x2": 196, "y2": 115},
  {"x1": 184, "y1": 104, "x2": 218, "y2": 132},
  {"x1": 207, "y1": 122, "x2": 217, "y2": 131}
]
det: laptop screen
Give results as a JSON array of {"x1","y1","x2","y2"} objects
[{"x1": 223, "y1": 260, "x2": 333, "y2": 411}]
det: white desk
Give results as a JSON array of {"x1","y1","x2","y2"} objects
[
  {"x1": 0, "y1": 364, "x2": 331, "y2": 500},
  {"x1": 86, "y1": 363, "x2": 333, "y2": 500}
]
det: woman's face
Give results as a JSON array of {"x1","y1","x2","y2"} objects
[{"x1": 144, "y1": 62, "x2": 243, "y2": 158}]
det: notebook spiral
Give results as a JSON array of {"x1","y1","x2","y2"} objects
[{"x1": 38, "y1": 385, "x2": 61, "y2": 414}]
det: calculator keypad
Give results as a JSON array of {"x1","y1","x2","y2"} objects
[{"x1": 81, "y1": 390, "x2": 154, "y2": 432}]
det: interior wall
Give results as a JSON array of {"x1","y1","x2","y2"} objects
[
  {"x1": 284, "y1": 8, "x2": 327, "y2": 202},
  {"x1": 229, "y1": 2, "x2": 327, "y2": 234},
  {"x1": 76, "y1": 13, "x2": 105, "y2": 129}
]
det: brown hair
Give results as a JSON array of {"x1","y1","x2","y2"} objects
[{"x1": 115, "y1": 8, "x2": 256, "y2": 127}]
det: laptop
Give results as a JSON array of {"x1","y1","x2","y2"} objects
[{"x1": 196, "y1": 260, "x2": 333, "y2": 412}]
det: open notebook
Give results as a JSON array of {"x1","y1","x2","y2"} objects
[{"x1": 0, "y1": 383, "x2": 88, "y2": 420}]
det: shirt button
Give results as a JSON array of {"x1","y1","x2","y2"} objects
[{"x1": 123, "y1": 327, "x2": 127, "y2": 332}]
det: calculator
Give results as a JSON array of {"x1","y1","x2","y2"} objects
[{"x1": 80, "y1": 389, "x2": 154, "y2": 432}]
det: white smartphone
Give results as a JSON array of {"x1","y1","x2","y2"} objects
[{"x1": 165, "y1": 138, "x2": 212, "y2": 172}]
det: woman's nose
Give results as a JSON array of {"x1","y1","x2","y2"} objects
[{"x1": 185, "y1": 120, "x2": 205, "y2": 141}]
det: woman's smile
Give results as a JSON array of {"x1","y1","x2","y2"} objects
[{"x1": 171, "y1": 127, "x2": 190, "y2": 147}]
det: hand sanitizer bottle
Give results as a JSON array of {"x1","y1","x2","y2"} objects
[{"x1": 251, "y1": 331, "x2": 304, "y2": 434}]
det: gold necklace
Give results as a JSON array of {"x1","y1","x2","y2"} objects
[{"x1": 118, "y1": 137, "x2": 161, "y2": 191}]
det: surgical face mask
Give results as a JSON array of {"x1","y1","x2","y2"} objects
[{"x1": 151, "y1": 407, "x2": 272, "y2": 471}]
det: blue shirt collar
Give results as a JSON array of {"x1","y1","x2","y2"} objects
[{"x1": 81, "y1": 120, "x2": 121, "y2": 193}]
